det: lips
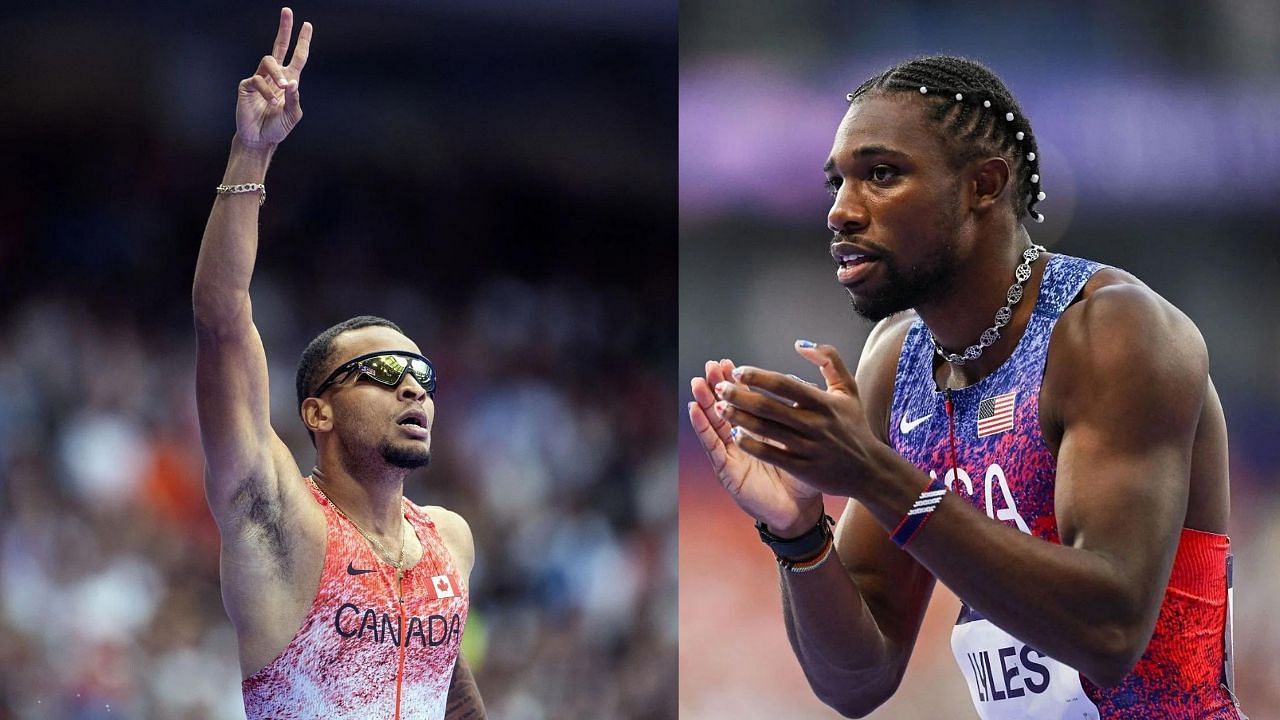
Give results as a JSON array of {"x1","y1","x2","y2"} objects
[
  {"x1": 399, "y1": 423, "x2": 430, "y2": 439},
  {"x1": 396, "y1": 410, "x2": 431, "y2": 438},
  {"x1": 830, "y1": 241, "x2": 881, "y2": 287}
]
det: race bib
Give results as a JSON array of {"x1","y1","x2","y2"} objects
[{"x1": 951, "y1": 605, "x2": 1100, "y2": 720}]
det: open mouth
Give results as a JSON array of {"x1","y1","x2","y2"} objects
[
  {"x1": 835, "y1": 251, "x2": 873, "y2": 269},
  {"x1": 833, "y1": 251, "x2": 879, "y2": 286},
  {"x1": 396, "y1": 411, "x2": 430, "y2": 434}
]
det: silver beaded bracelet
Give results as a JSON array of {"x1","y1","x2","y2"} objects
[{"x1": 215, "y1": 183, "x2": 266, "y2": 206}]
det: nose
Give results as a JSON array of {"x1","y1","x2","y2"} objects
[
  {"x1": 827, "y1": 183, "x2": 869, "y2": 235},
  {"x1": 398, "y1": 373, "x2": 429, "y2": 402}
]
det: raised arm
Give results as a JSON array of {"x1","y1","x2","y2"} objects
[{"x1": 194, "y1": 8, "x2": 312, "y2": 525}]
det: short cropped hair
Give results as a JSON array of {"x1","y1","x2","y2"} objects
[{"x1": 295, "y1": 315, "x2": 404, "y2": 411}]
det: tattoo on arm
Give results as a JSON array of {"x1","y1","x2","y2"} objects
[{"x1": 445, "y1": 655, "x2": 486, "y2": 720}]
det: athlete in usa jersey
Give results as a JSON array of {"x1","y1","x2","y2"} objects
[
  {"x1": 690, "y1": 55, "x2": 1244, "y2": 719},
  {"x1": 193, "y1": 9, "x2": 485, "y2": 718},
  {"x1": 887, "y1": 253, "x2": 1237, "y2": 718}
]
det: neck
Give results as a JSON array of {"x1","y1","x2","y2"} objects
[
  {"x1": 312, "y1": 454, "x2": 407, "y2": 536},
  {"x1": 915, "y1": 225, "x2": 1042, "y2": 387}
]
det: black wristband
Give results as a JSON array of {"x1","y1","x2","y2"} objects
[{"x1": 756, "y1": 513, "x2": 834, "y2": 561}]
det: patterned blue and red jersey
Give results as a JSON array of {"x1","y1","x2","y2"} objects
[{"x1": 887, "y1": 253, "x2": 1242, "y2": 719}]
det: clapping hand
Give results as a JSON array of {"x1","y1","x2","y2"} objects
[{"x1": 689, "y1": 358, "x2": 824, "y2": 537}]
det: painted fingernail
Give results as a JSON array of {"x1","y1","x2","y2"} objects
[
  {"x1": 786, "y1": 373, "x2": 815, "y2": 386},
  {"x1": 714, "y1": 400, "x2": 728, "y2": 415},
  {"x1": 714, "y1": 381, "x2": 730, "y2": 397},
  {"x1": 731, "y1": 366, "x2": 745, "y2": 379},
  {"x1": 730, "y1": 426, "x2": 740, "y2": 440},
  {"x1": 796, "y1": 339, "x2": 817, "y2": 348}
]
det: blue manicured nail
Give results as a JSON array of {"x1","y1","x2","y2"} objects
[
  {"x1": 730, "y1": 426, "x2": 740, "y2": 440},
  {"x1": 796, "y1": 339, "x2": 816, "y2": 348}
]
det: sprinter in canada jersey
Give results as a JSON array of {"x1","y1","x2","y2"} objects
[{"x1": 193, "y1": 8, "x2": 485, "y2": 719}]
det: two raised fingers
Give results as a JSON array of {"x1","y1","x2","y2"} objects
[
  {"x1": 242, "y1": 9, "x2": 311, "y2": 107},
  {"x1": 270, "y1": 7, "x2": 312, "y2": 70}
]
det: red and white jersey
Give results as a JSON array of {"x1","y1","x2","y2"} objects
[{"x1": 241, "y1": 477, "x2": 469, "y2": 719}]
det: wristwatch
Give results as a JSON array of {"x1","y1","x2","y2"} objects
[{"x1": 756, "y1": 513, "x2": 834, "y2": 561}]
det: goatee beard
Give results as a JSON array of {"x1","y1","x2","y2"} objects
[
  {"x1": 846, "y1": 250, "x2": 955, "y2": 321},
  {"x1": 380, "y1": 441, "x2": 431, "y2": 470}
]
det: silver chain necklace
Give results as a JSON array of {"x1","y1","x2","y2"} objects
[{"x1": 930, "y1": 244, "x2": 1045, "y2": 365}]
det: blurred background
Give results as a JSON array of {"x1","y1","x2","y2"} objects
[
  {"x1": 0, "y1": 2, "x2": 675, "y2": 718},
  {"x1": 680, "y1": 1, "x2": 1279, "y2": 718}
]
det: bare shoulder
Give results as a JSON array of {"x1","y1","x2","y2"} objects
[
  {"x1": 1055, "y1": 267, "x2": 1207, "y2": 377},
  {"x1": 856, "y1": 311, "x2": 918, "y2": 442},
  {"x1": 1045, "y1": 266, "x2": 1208, "y2": 433},
  {"x1": 424, "y1": 504, "x2": 476, "y2": 577}
]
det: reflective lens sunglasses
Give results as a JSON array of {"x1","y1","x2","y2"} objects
[{"x1": 313, "y1": 351, "x2": 437, "y2": 398}]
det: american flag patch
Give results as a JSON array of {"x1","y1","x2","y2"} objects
[{"x1": 977, "y1": 391, "x2": 1017, "y2": 437}]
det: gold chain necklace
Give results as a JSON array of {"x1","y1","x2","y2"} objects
[{"x1": 311, "y1": 467, "x2": 406, "y2": 570}]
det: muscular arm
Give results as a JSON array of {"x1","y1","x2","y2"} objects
[
  {"x1": 193, "y1": 15, "x2": 324, "y2": 678},
  {"x1": 728, "y1": 283, "x2": 1206, "y2": 698},
  {"x1": 194, "y1": 142, "x2": 293, "y2": 524},
  {"x1": 194, "y1": 10, "x2": 311, "y2": 530},
  {"x1": 870, "y1": 284, "x2": 1202, "y2": 687}
]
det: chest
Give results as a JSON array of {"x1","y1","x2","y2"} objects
[{"x1": 892, "y1": 378, "x2": 1062, "y2": 542}]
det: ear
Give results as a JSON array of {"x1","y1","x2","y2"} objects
[
  {"x1": 968, "y1": 156, "x2": 1010, "y2": 214},
  {"x1": 301, "y1": 397, "x2": 334, "y2": 435}
]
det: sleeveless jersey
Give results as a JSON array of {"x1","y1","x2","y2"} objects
[
  {"x1": 241, "y1": 478, "x2": 469, "y2": 720},
  {"x1": 888, "y1": 254, "x2": 1242, "y2": 719}
]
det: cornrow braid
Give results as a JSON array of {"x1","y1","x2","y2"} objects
[{"x1": 846, "y1": 56, "x2": 1045, "y2": 222}]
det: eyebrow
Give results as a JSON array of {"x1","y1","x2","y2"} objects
[{"x1": 823, "y1": 144, "x2": 907, "y2": 172}]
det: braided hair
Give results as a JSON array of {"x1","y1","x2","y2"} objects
[{"x1": 847, "y1": 56, "x2": 1045, "y2": 222}]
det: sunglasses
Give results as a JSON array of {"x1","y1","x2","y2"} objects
[{"x1": 313, "y1": 351, "x2": 437, "y2": 398}]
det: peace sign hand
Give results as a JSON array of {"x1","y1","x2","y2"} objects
[{"x1": 235, "y1": 7, "x2": 313, "y2": 149}]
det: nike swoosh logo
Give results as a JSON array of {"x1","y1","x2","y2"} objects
[
  {"x1": 899, "y1": 412, "x2": 932, "y2": 434},
  {"x1": 347, "y1": 562, "x2": 375, "y2": 575}
]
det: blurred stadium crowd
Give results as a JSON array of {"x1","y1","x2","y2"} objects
[{"x1": 0, "y1": 3, "x2": 676, "y2": 719}]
